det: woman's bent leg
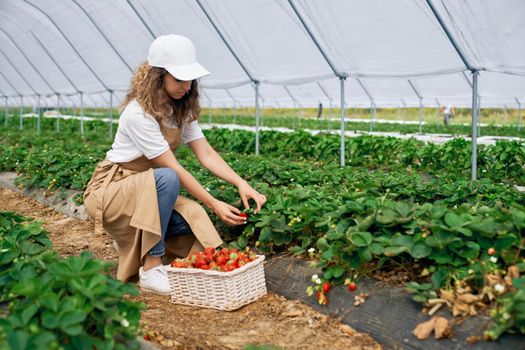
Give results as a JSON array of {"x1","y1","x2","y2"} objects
[
  {"x1": 140, "y1": 168, "x2": 180, "y2": 295},
  {"x1": 147, "y1": 168, "x2": 180, "y2": 258}
]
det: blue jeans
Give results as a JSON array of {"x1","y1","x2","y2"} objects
[{"x1": 148, "y1": 168, "x2": 193, "y2": 256}]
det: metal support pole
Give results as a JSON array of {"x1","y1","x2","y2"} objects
[
  {"x1": 80, "y1": 92, "x2": 84, "y2": 135},
  {"x1": 477, "y1": 96, "x2": 481, "y2": 137},
  {"x1": 373, "y1": 104, "x2": 377, "y2": 128},
  {"x1": 340, "y1": 77, "x2": 346, "y2": 166},
  {"x1": 471, "y1": 71, "x2": 479, "y2": 182},
  {"x1": 260, "y1": 100, "x2": 264, "y2": 128},
  {"x1": 19, "y1": 95, "x2": 23, "y2": 130},
  {"x1": 255, "y1": 82, "x2": 260, "y2": 156},
  {"x1": 418, "y1": 98, "x2": 423, "y2": 134},
  {"x1": 37, "y1": 95, "x2": 41, "y2": 133},
  {"x1": 109, "y1": 90, "x2": 114, "y2": 139},
  {"x1": 56, "y1": 94, "x2": 60, "y2": 132}
]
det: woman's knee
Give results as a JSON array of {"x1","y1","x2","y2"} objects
[{"x1": 154, "y1": 168, "x2": 180, "y2": 192}]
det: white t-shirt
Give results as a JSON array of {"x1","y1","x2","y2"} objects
[{"x1": 106, "y1": 99, "x2": 205, "y2": 163}]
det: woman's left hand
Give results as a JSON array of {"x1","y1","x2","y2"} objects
[{"x1": 238, "y1": 181, "x2": 267, "y2": 213}]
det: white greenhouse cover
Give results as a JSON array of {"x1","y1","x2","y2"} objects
[{"x1": 0, "y1": 0, "x2": 524, "y2": 109}]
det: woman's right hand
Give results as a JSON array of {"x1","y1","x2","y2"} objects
[{"x1": 210, "y1": 199, "x2": 247, "y2": 226}]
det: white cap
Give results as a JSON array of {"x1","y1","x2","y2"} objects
[{"x1": 147, "y1": 34, "x2": 210, "y2": 81}]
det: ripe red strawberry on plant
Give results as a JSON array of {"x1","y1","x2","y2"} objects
[
  {"x1": 317, "y1": 291, "x2": 328, "y2": 305},
  {"x1": 322, "y1": 282, "x2": 331, "y2": 293}
]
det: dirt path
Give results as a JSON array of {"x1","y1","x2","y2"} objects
[{"x1": 0, "y1": 187, "x2": 381, "y2": 350}]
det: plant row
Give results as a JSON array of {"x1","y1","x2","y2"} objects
[
  {"x1": 3, "y1": 111, "x2": 523, "y2": 137},
  {"x1": 0, "y1": 211, "x2": 144, "y2": 350},
  {"x1": 1, "y1": 129, "x2": 524, "y2": 209},
  {"x1": 2, "y1": 121, "x2": 525, "y2": 186},
  {"x1": 204, "y1": 113, "x2": 525, "y2": 138}
]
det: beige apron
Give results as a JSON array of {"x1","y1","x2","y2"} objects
[{"x1": 83, "y1": 127, "x2": 222, "y2": 282}]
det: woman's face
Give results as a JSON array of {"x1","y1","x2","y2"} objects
[{"x1": 163, "y1": 74, "x2": 192, "y2": 100}]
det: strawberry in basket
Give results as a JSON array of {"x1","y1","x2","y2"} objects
[{"x1": 170, "y1": 246, "x2": 258, "y2": 272}]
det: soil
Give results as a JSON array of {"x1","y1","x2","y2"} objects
[{"x1": 0, "y1": 187, "x2": 381, "y2": 350}]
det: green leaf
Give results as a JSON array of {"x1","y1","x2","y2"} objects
[
  {"x1": 288, "y1": 246, "x2": 304, "y2": 255},
  {"x1": 7, "y1": 330, "x2": 30, "y2": 350},
  {"x1": 390, "y1": 234, "x2": 414, "y2": 250},
  {"x1": 326, "y1": 265, "x2": 345, "y2": 278},
  {"x1": 444, "y1": 212, "x2": 462, "y2": 228},
  {"x1": 384, "y1": 246, "x2": 410, "y2": 256},
  {"x1": 430, "y1": 206, "x2": 447, "y2": 219},
  {"x1": 258, "y1": 227, "x2": 272, "y2": 243},
  {"x1": 21, "y1": 304, "x2": 39, "y2": 326},
  {"x1": 349, "y1": 232, "x2": 372, "y2": 247},
  {"x1": 41, "y1": 311, "x2": 60, "y2": 329},
  {"x1": 236, "y1": 235, "x2": 248, "y2": 249},
  {"x1": 369, "y1": 243, "x2": 384, "y2": 255},
  {"x1": 394, "y1": 201, "x2": 413, "y2": 217},
  {"x1": 376, "y1": 208, "x2": 396, "y2": 225},
  {"x1": 12, "y1": 279, "x2": 38, "y2": 297},
  {"x1": 431, "y1": 268, "x2": 449, "y2": 289},
  {"x1": 358, "y1": 247, "x2": 372, "y2": 262},
  {"x1": 512, "y1": 277, "x2": 525, "y2": 289},
  {"x1": 456, "y1": 241, "x2": 480, "y2": 259},
  {"x1": 411, "y1": 242, "x2": 432, "y2": 259},
  {"x1": 270, "y1": 217, "x2": 286, "y2": 232},
  {"x1": 321, "y1": 248, "x2": 334, "y2": 261},
  {"x1": 316, "y1": 237, "x2": 330, "y2": 250},
  {"x1": 495, "y1": 234, "x2": 518, "y2": 251},
  {"x1": 59, "y1": 310, "x2": 86, "y2": 331},
  {"x1": 40, "y1": 294, "x2": 60, "y2": 313}
]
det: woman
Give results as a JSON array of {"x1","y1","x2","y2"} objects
[{"x1": 83, "y1": 34, "x2": 266, "y2": 295}]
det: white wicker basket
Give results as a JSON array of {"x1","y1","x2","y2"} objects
[{"x1": 165, "y1": 254, "x2": 267, "y2": 311}]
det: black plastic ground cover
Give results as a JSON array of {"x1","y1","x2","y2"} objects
[{"x1": 264, "y1": 255, "x2": 525, "y2": 350}]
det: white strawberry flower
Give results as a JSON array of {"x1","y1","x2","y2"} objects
[
  {"x1": 490, "y1": 256, "x2": 498, "y2": 263},
  {"x1": 308, "y1": 248, "x2": 315, "y2": 254},
  {"x1": 311, "y1": 274, "x2": 319, "y2": 282},
  {"x1": 120, "y1": 318, "x2": 129, "y2": 328},
  {"x1": 494, "y1": 283, "x2": 505, "y2": 294},
  {"x1": 315, "y1": 278, "x2": 322, "y2": 285}
]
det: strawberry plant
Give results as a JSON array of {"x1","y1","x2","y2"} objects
[{"x1": 0, "y1": 212, "x2": 145, "y2": 349}]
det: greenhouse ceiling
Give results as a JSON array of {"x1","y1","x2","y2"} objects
[{"x1": 0, "y1": 0, "x2": 524, "y2": 109}]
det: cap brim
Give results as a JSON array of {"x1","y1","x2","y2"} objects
[{"x1": 165, "y1": 62, "x2": 210, "y2": 81}]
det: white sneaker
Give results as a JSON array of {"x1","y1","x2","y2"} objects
[{"x1": 139, "y1": 265, "x2": 171, "y2": 295}]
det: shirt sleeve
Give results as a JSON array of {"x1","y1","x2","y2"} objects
[
  {"x1": 182, "y1": 120, "x2": 205, "y2": 145},
  {"x1": 120, "y1": 108, "x2": 170, "y2": 159}
]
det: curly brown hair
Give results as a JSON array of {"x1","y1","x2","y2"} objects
[{"x1": 121, "y1": 62, "x2": 201, "y2": 127}]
